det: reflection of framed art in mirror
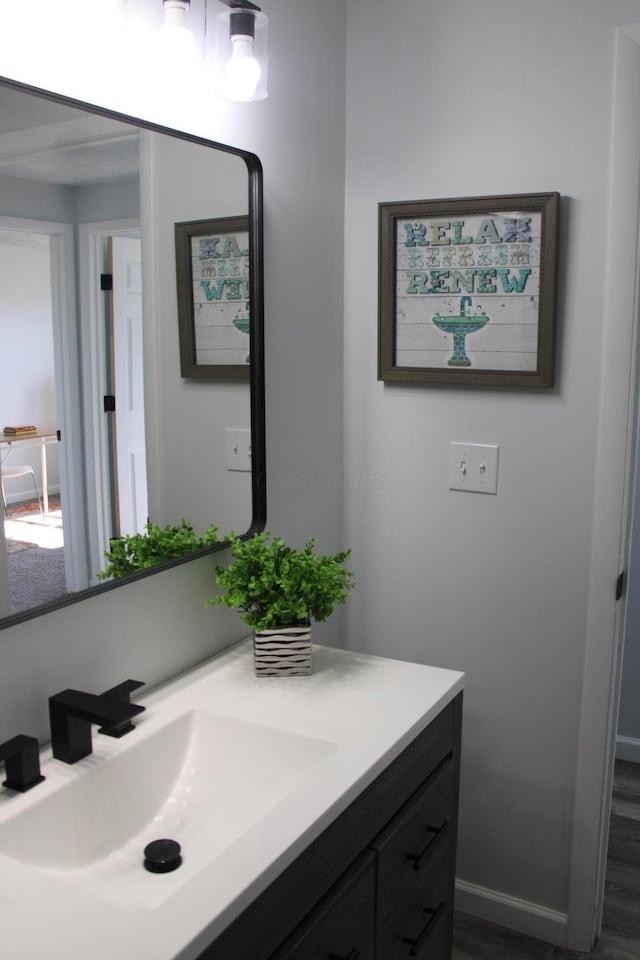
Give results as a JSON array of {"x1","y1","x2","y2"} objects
[{"x1": 176, "y1": 216, "x2": 251, "y2": 380}]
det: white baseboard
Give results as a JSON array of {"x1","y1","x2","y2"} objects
[
  {"x1": 4, "y1": 484, "x2": 35, "y2": 505},
  {"x1": 455, "y1": 879, "x2": 568, "y2": 947},
  {"x1": 4, "y1": 484, "x2": 59, "y2": 506},
  {"x1": 616, "y1": 735, "x2": 640, "y2": 763}
]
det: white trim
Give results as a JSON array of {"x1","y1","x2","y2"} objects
[
  {"x1": 455, "y1": 880, "x2": 567, "y2": 947},
  {"x1": 3, "y1": 482, "x2": 61, "y2": 505},
  {"x1": 138, "y1": 129, "x2": 166, "y2": 525},
  {"x1": 49, "y1": 222, "x2": 88, "y2": 592},
  {"x1": 567, "y1": 25, "x2": 640, "y2": 952},
  {"x1": 616, "y1": 736, "x2": 640, "y2": 763},
  {"x1": 77, "y1": 217, "x2": 140, "y2": 582}
]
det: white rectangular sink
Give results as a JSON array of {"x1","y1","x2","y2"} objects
[
  {"x1": 0, "y1": 709, "x2": 338, "y2": 910},
  {"x1": 0, "y1": 640, "x2": 464, "y2": 960}
]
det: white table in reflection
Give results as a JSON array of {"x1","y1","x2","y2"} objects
[{"x1": 0, "y1": 428, "x2": 59, "y2": 515}]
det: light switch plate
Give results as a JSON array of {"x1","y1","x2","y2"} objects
[
  {"x1": 226, "y1": 428, "x2": 252, "y2": 472},
  {"x1": 449, "y1": 442, "x2": 499, "y2": 494}
]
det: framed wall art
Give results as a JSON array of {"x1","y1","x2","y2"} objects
[
  {"x1": 378, "y1": 192, "x2": 560, "y2": 387},
  {"x1": 175, "y1": 215, "x2": 251, "y2": 379}
]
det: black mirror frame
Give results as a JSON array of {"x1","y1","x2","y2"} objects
[{"x1": 0, "y1": 75, "x2": 266, "y2": 631}]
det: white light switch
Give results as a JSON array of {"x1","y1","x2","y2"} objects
[
  {"x1": 449, "y1": 442, "x2": 499, "y2": 494},
  {"x1": 226, "y1": 428, "x2": 252, "y2": 472}
]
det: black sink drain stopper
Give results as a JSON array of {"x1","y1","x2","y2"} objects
[{"x1": 143, "y1": 838, "x2": 182, "y2": 873}]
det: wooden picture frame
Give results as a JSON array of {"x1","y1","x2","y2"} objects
[
  {"x1": 175, "y1": 215, "x2": 251, "y2": 379},
  {"x1": 378, "y1": 192, "x2": 560, "y2": 387}
]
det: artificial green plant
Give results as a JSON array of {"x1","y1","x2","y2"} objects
[
  {"x1": 208, "y1": 531, "x2": 355, "y2": 632},
  {"x1": 98, "y1": 519, "x2": 219, "y2": 580}
]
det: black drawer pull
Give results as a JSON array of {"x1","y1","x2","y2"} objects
[
  {"x1": 402, "y1": 902, "x2": 445, "y2": 957},
  {"x1": 329, "y1": 949, "x2": 360, "y2": 960},
  {"x1": 406, "y1": 820, "x2": 449, "y2": 870}
]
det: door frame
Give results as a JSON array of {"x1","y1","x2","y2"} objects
[
  {"x1": 77, "y1": 218, "x2": 141, "y2": 580},
  {"x1": 0, "y1": 214, "x2": 88, "y2": 593},
  {"x1": 110, "y1": 233, "x2": 147, "y2": 537},
  {"x1": 566, "y1": 23, "x2": 640, "y2": 951}
]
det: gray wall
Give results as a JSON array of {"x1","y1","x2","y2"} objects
[
  {"x1": 0, "y1": 173, "x2": 73, "y2": 222},
  {"x1": 141, "y1": 133, "x2": 251, "y2": 537},
  {"x1": 0, "y1": 173, "x2": 139, "y2": 224},
  {"x1": 73, "y1": 176, "x2": 140, "y2": 223},
  {"x1": 342, "y1": 0, "x2": 640, "y2": 935}
]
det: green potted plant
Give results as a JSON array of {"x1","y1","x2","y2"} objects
[
  {"x1": 98, "y1": 519, "x2": 219, "y2": 580},
  {"x1": 208, "y1": 531, "x2": 355, "y2": 676}
]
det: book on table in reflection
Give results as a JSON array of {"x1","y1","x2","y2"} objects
[{"x1": 2, "y1": 425, "x2": 37, "y2": 435}]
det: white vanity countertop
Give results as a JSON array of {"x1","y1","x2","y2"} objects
[{"x1": 0, "y1": 639, "x2": 464, "y2": 960}]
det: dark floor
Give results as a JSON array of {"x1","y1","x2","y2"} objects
[{"x1": 452, "y1": 760, "x2": 640, "y2": 960}]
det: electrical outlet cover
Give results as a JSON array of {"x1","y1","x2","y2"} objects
[
  {"x1": 225, "y1": 428, "x2": 252, "y2": 472},
  {"x1": 448, "y1": 442, "x2": 499, "y2": 494}
]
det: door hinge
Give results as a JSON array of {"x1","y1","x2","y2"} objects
[
  {"x1": 100, "y1": 273, "x2": 113, "y2": 291},
  {"x1": 616, "y1": 570, "x2": 625, "y2": 601},
  {"x1": 103, "y1": 395, "x2": 116, "y2": 413}
]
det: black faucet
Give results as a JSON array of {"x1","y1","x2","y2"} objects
[
  {"x1": 0, "y1": 735, "x2": 45, "y2": 792},
  {"x1": 49, "y1": 684, "x2": 146, "y2": 764},
  {"x1": 98, "y1": 680, "x2": 146, "y2": 738}
]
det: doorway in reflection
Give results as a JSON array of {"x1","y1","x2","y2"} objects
[
  {"x1": 0, "y1": 226, "x2": 69, "y2": 614},
  {"x1": 0, "y1": 215, "x2": 149, "y2": 618}
]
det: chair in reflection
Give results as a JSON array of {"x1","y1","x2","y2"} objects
[{"x1": 1, "y1": 465, "x2": 43, "y2": 518}]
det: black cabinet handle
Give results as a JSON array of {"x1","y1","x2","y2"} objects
[
  {"x1": 406, "y1": 820, "x2": 449, "y2": 870},
  {"x1": 402, "y1": 902, "x2": 445, "y2": 957}
]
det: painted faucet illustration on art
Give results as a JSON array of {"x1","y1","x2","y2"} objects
[{"x1": 432, "y1": 296, "x2": 490, "y2": 367}]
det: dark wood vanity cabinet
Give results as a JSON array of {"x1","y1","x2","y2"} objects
[
  {"x1": 271, "y1": 852, "x2": 377, "y2": 960},
  {"x1": 200, "y1": 694, "x2": 462, "y2": 960}
]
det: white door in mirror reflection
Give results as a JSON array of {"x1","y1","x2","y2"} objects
[{"x1": 111, "y1": 236, "x2": 148, "y2": 536}]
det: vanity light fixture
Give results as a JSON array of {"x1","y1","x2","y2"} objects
[
  {"x1": 213, "y1": 0, "x2": 268, "y2": 102},
  {"x1": 162, "y1": 0, "x2": 198, "y2": 61}
]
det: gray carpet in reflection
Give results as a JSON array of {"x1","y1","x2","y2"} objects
[{"x1": 8, "y1": 546, "x2": 67, "y2": 613}]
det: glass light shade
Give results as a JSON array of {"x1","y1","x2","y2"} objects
[{"x1": 213, "y1": 8, "x2": 268, "y2": 102}]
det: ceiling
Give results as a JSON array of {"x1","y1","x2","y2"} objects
[{"x1": 0, "y1": 86, "x2": 139, "y2": 186}]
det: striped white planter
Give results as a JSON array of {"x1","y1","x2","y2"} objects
[{"x1": 254, "y1": 624, "x2": 312, "y2": 677}]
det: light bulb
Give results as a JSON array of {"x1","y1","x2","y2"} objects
[
  {"x1": 162, "y1": 0, "x2": 197, "y2": 62},
  {"x1": 213, "y1": 6, "x2": 268, "y2": 102},
  {"x1": 224, "y1": 34, "x2": 261, "y2": 101}
]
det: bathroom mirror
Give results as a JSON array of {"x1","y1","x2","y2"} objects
[{"x1": 0, "y1": 77, "x2": 265, "y2": 628}]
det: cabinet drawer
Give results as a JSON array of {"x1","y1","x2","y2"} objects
[
  {"x1": 373, "y1": 759, "x2": 455, "y2": 960},
  {"x1": 374, "y1": 760, "x2": 453, "y2": 896},
  {"x1": 379, "y1": 896, "x2": 449, "y2": 960},
  {"x1": 270, "y1": 851, "x2": 376, "y2": 960},
  {"x1": 376, "y1": 838, "x2": 451, "y2": 960}
]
